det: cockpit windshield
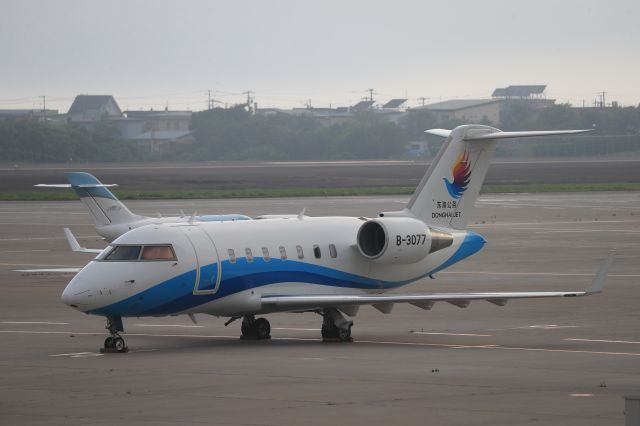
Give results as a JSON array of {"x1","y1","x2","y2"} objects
[{"x1": 96, "y1": 244, "x2": 176, "y2": 261}]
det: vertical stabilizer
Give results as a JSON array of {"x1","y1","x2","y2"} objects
[
  {"x1": 64, "y1": 172, "x2": 141, "y2": 226},
  {"x1": 404, "y1": 125, "x2": 500, "y2": 229},
  {"x1": 381, "y1": 125, "x2": 591, "y2": 230}
]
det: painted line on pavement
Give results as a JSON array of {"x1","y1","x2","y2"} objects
[
  {"x1": 3, "y1": 329, "x2": 640, "y2": 357},
  {"x1": 566, "y1": 338, "x2": 640, "y2": 344},
  {"x1": 134, "y1": 324, "x2": 204, "y2": 328},
  {"x1": 411, "y1": 332, "x2": 492, "y2": 337}
]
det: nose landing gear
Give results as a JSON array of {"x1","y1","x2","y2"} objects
[{"x1": 101, "y1": 316, "x2": 128, "y2": 353}]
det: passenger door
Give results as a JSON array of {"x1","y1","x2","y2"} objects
[{"x1": 181, "y1": 226, "x2": 221, "y2": 294}]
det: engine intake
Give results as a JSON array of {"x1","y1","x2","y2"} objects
[{"x1": 357, "y1": 217, "x2": 433, "y2": 264}]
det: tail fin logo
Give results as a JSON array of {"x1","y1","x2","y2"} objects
[{"x1": 443, "y1": 150, "x2": 471, "y2": 199}]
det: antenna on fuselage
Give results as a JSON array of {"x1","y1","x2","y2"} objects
[{"x1": 188, "y1": 211, "x2": 198, "y2": 224}]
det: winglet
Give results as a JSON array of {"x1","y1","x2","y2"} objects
[
  {"x1": 64, "y1": 228, "x2": 103, "y2": 253},
  {"x1": 585, "y1": 250, "x2": 615, "y2": 295}
]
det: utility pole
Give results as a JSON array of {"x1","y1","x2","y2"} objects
[
  {"x1": 418, "y1": 96, "x2": 429, "y2": 106},
  {"x1": 207, "y1": 89, "x2": 213, "y2": 110},
  {"x1": 40, "y1": 95, "x2": 46, "y2": 119},
  {"x1": 243, "y1": 90, "x2": 254, "y2": 112},
  {"x1": 366, "y1": 88, "x2": 375, "y2": 102},
  {"x1": 597, "y1": 91, "x2": 606, "y2": 108}
]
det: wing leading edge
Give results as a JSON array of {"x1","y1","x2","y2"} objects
[{"x1": 261, "y1": 251, "x2": 614, "y2": 314}]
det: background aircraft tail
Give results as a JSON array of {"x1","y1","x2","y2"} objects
[
  {"x1": 383, "y1": 125, "x2": 591, "y2": 230},
  {"x1": 64, "y1": 172, "x2": 142, "y2": 226}
]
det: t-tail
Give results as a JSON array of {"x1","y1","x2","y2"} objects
[
  {"x1": 383, "y1": 125, "x2": 591, "y2": 229},
  {"x1": 64, "y1": 172, "x2": 142, "y2": 226}
]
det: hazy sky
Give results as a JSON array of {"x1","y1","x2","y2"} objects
[{"x1": 1, "y1": 0, "x2": 638, "y2": 112}]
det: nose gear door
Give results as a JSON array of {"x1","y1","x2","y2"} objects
[{"x1": 181, "y1": 226, "x2": 221, "y2": 294}]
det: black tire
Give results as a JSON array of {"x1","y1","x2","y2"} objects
[
  {"x1": 241, "y1": 321, "x2": 254, "y2": 337},
  {"x1": 338, "y1": 326, "x2": 351, "y2": 342},
  {"x1": 255, "y1": 318, "x2": 271, "y2": 339},
  {"x1": 113, "y1": 337, "x2": 126, "y2": 352},
  {"x1": 104, "y1": 337, "x2": 114, "y2": 349}
]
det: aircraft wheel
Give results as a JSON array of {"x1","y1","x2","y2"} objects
[
  {"x1": 113, "y1": 337, "x2": 127, "y2": 352},
  {"x1": 104, "y1": 336, "x2": 115, "y2": 349},
  {"x1": 255, "y1": 318, "x2": 271, "y2": 340},
  {"x1": 241, "y1": 315, "x2": 256, "y2": 338},
  {"x1": 321, "y1": 324, "x2": 337, "y2": 339},
  {"x1": 338, "y1": 326, "x2": 352, "y2": 342}
]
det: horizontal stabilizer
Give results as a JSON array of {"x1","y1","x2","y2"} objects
[
  {"x1": 425, "y1": 128, "x2": 592, "y2": 141},
  {"x1": 464, "y1": 129, "x2": 592, "y2": 141},
  {"x1": 424, "y1": 128, "x2": 451, "y2": 138}
]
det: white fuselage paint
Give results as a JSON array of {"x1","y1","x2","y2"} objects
[{"x1": 62, "y1": 217, "x2": 474, "y2": 318}]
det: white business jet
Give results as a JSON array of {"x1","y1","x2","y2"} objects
[
  {"x1": 36, "y1": 172, "x2": 251, "y2": 242},
  {"x1": 61, "y1": 125, "x2": 613, "y2": 353}
]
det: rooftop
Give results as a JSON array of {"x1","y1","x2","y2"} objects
[
  {"x1": 382, "y1": 98, "x2": 407, "y2": 109},
  {"x1": 420, "y1": 99, "x2": 501, "y2": 111},
  {"x1": 68, "y1": 95, "x2": 120, "y2": 114},
  {"x1": 492, "y1": 85, "x2": 546, "y2": 98}
]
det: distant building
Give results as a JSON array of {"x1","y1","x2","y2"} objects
[
  {"x1": 414, "y1": 99, "x2": 502, "y2": 125},
  {"x1": 67, "y1": 95, "x2": 123, "y2": 124},
  {"x1": 118, "y1": 110, "x2": 194, "y2": 153},
  {"x1": 492, "y1": 85, "x2": 555, "y2": 124},
  {"x1": 492, "y1": 85, "x2": 547, "y2": 99},
  {"x1": 382, "y1": 99, "x2": 407, "y2": 109},
  {"x1": 406, "y1": 140, "x2": 429, "y2": 157}
]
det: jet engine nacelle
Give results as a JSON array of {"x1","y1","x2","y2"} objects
[{"x1": 356, "y1": 217, "x2": 432, "y2": 264}]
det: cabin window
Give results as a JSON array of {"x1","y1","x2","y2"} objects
[
  {"x1": 313, "y1": 244, "x2": 321, "y2": 259},
  {"x1": 103, "y1": 245, "x2": 142, "y2": 261},
  {"x1": 228, "y1": 249, "x2": 236, "y2": 264},
  {"x1": 262, "y1": 247, "x2": 270, "y2": 262},
  {"x1": 329, "y1": 244, "x2": 337, "y2": 258},
  {"x1": 245, "y1": 248, "x2": 253, "y2": 263},
  {"x1": 140, "y1": 245, "x2": 176, "y2": 261},
  {"x1": 279, "y1": 246, "x2": 287, "y2": 260},
  {"x1": 296, "y1": 245, "x2": 304, "y2": 259}
]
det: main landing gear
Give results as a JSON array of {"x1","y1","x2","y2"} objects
[
  {"x1": 321, "y1": 308, "x2": 353, "y2": 342},
  {"x1": 240, "y1": 315, "x2": 271, "y2": 340},
  {"x1": 101, "y1": 316, "x2": 128, "y2": 353}
]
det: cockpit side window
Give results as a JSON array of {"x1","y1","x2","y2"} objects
[
  {"x1": 104, "y1": 245, "x2": 142, "y2": 261},
  {"x1": 141, "y1": 245, "x2": 176, "y2": 261}
]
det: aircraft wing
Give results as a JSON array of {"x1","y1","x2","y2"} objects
[
  {"x1": 35, "y1": 183, "x2": 117, "y2": 188},
  {"x1": 261, "y1": 251, "x2": 614, "y2": 314},
  {"x1": 15, "y1": 268, "x2": 82, "y2": 276},
  {"x1": 64, "y1": 228, "x2": 103, "y2": 253}
]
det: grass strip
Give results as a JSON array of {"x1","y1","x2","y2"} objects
[{"x1": 2, "y1": 182, "x2": 640, "y2": 201}]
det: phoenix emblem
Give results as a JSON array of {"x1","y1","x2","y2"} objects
[{"x1": 443, "y1": 150, "x2": 471, "y2": 199}]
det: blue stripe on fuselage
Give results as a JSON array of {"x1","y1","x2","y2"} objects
[{"x1": 87, "y1": 231, "x2": 485, "y2": 317}]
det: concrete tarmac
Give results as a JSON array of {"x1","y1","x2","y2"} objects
[{"x1": 0, "y1": 193, "x2": 639, "y2": 425}]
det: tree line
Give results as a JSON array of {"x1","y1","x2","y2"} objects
[{"x1": 0, "y1": 104, "x2": 639, "y2": 163}]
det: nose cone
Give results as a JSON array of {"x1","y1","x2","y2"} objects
[{"x1": 61, "y1": 274, "x2": 93, "y2": 311}]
